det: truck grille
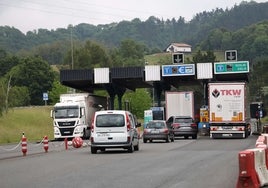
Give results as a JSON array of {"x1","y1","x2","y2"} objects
[
  {"x1": 58, "y1": 121, "x2": 76, "y2": 127},
  {"x1": 59, "y1": 127, "x2": 75, "y2": 136}
]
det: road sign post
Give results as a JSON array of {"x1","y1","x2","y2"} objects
[{"x1": 43, "y1": 92, "x2": 48, "y2": 105}]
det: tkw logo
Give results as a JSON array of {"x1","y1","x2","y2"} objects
[
  {"x1": 212, "y1": 88, "x2": 242, "y2": 98},
  {"x1": 212, "y1": 89, "x2": 220, "y2": 98}
]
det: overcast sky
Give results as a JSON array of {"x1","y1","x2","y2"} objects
[{"x1": 0, "y1": 0, "x2": 267, "y2": 34}]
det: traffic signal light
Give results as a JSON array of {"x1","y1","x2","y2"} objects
[
  {"x1": 172, "y1": 53, "x2": 184, "y2": 64},
  {"x1": 250, "y1": 102, "x2": 266, "y2": 118},
  {"x1": 225, "y1": 50, "x2": 237, "y2": 61}
]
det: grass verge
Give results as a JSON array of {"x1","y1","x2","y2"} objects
[{"x1": 0, "y1": 106, "x2": 53, "y2": 144}]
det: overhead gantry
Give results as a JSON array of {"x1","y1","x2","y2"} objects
[{"x1": 60, "y1": 62, "x2": 249, "y2": 110}]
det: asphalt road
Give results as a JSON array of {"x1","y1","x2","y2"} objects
[{"x1": 0, "y1": 135, "x2": 258, "y2": 188}]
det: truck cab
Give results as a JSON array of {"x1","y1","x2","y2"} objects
[
  {"x1": 51, "y1": 101, "x2": 88, "y2": 140},
  {"x1": 51, "y1": 93, "x2": 107, "y2": 140}
]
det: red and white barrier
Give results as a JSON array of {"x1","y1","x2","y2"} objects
[
  {"x1": 237, "y1": 150, "x2": 260, "y2": 188},
  {"x1": 72, "y1": 137, "x2": 83, "y2": 148},
  {"x1": 237, "y1": 134, "x2": 268, "y2": 188},
  {"x1": 255, "y1": 134, "x2": 268, "y2": 148},
  {"x1": 252, "y1": 148, "x2": 268, "y2": 187},
  {"x1": 43, "y1": 135, "x2": 49, "y2": 152},
  {"x1": 21, "y1": 133, "x2": 27, "y2": 156}
]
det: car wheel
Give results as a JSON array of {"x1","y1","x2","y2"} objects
[
  {"x1": 192, "y1": 134, "x2": 197, "y2": 139},
  {"x1": 143, "y1": 138, "x2": 147, "y2": 143},
  {"x1": 134, "y1": 142, "x2": 139, "y2": 151},
  {"x1": 166, "y1": 135, "x2": 170, "y2": 143},
  {"x1": 128, "y1": 143, "x2": 134, "y2": 153},
  {"x1": 149, "y1": 139, "x2": 153, "y2": 143},
  {"x1": 91, "y1": 146, "x2": 97, "y2": 154}
]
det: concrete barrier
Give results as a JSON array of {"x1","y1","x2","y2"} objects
[
  {"x1": 250, "y1": 148, "x2": 268, "y2": 187},
  {"x1": 255, "y1": 135, "x2": 267, "y2": 148},
  {"x1": 237, "y1": 150, "x2": 260, "y2": 188},
  {"x1": 237, "y1": 136, "x2": 268, "y2": 188}
]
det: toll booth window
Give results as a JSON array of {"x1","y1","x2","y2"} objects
[{"x1": 153, "y1": 111, "x2": 164, "y2": 120}]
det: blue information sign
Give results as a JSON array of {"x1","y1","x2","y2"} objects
[
  {"x1": 43, "y1": 92, "x2": 48, "y2": 101},
  {"x1": 162, "y1": 64, "x2": 195, "y2": 76}
]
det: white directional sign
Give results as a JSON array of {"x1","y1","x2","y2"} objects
[
  {"x1": 225, "y1": 50, "x2": 237, "y2": 61},
  {"x1": 162, "y1": 64, "x2": 195, "y2": 76},
  {"x1": 172, "y1": 53, "x2": 184, "y2": 64}
]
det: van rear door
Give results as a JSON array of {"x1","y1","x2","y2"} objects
[{"x1": 94, "y1": 113, "x2": 127, "y2": 143}]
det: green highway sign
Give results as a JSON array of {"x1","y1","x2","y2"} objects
[{"x1": 214, "y1": 61, "x2": 249, "y2": 74}]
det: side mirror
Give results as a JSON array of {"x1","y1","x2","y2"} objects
[
  {"x1": 50, "y1": 110, "x2": 54, "y2": 118},
  {"x1": 81, "y1": 108, "x2": 85, "y2": 118}
]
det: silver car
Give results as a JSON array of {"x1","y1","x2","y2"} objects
[{"x1": 143, "y1": 120, "x2": 174, "y2": 143}]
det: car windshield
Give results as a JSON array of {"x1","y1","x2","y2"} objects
[
  {"x1": 174, "y1": 118, "x2": 193, "y2": 123},
  {"x1": 146, "y1": 122, "x2": 165, "y2": 129},
  {"x1": 54, "y1": 106, "x2": 79, "y2": 118},
  {"x1": 96, "y1": 114, "x2": 125, "y2": 127}
]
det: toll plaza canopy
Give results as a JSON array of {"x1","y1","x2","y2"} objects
[{"x1": 60, "y1": 61, "x2": 249, "y2": 109}]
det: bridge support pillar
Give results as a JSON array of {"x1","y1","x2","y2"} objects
[{"x1": 104, "y1": 83, "x2": 126, "y2": 110}]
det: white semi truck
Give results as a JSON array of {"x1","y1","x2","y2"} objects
[
  {"x1": 51, "y1": 93, "x2": 108, "y2": 140},
  {"x1": 165, "y1": 91, "x2": 194, "y2": 120},
  {"x1": 208, "y1": 82, "x2": 251, "y2": 138}
]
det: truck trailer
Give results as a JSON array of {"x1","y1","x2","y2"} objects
[
  {"x1": 51, "y1": 93, "x2": 108, "y2": 140},
  {"x1": 165, "y1": 91, "x2": 194, "y2": 120},
  {"x1": 208, "y1": 82, "x2": 251, "y2": 138}
]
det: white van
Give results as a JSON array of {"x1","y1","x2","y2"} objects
[{"x1": 90, "y1": 110, "x2": 141, "y2": 154}]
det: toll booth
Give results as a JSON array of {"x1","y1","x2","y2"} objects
[
  {"x1": 151, "y1": 107, "x2": 165, "y2": 120},
  {"x1": 198, "y1": 106, "x2": 210, "y2": 136}
]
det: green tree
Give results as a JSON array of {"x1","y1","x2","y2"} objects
[
  {"x1": 10, "y1": 56, "x2": 55, "y2": 105},
  {"x1": 121, "y1": 89, "x2": 151, "y2": 119},
  {"x1": 8, "y1": 86, "x2": 30, "y2": 107},
  {"x1": 110, "y1": 39, "x2": 147, "y2": 67},
  {"x1": 0, "y1": 50, "x2": 20, "y2": 77},
  {"x1": 48, "y1": 80, "x2": 69, "y2": 104},
  {"x1": 0, "y1": 78, "x2": 6, "y2": 116},
  {"x1": 192, "y1": 50, "x2": 216, "y2": 63},
  {"x1": 65, "y1": 40, "x2": 111, "y2": 69}
]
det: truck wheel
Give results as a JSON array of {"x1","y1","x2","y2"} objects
[
  {"x1": 83, "y1": 129, "x2": 91, "y2": 139},
  {"x1": 91, "y1": 146, "x2": 97, "y2": 154},
  {"x1": 82, "y1": 129, "x2": 87, "y2": 139}
]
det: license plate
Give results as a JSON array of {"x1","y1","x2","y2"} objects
[
  {"x1": 151, "y1": 130, "x2": 160, "y2": 134},
  {"x1": 97, "y1": 133, "x2": 110, "y2": 137},
  {"x1": 222, "y1": 126, "x2": 233, "y2": 130},
  {"x1": 222, "y1": 133, "x2": 232, "y2": 137}
]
